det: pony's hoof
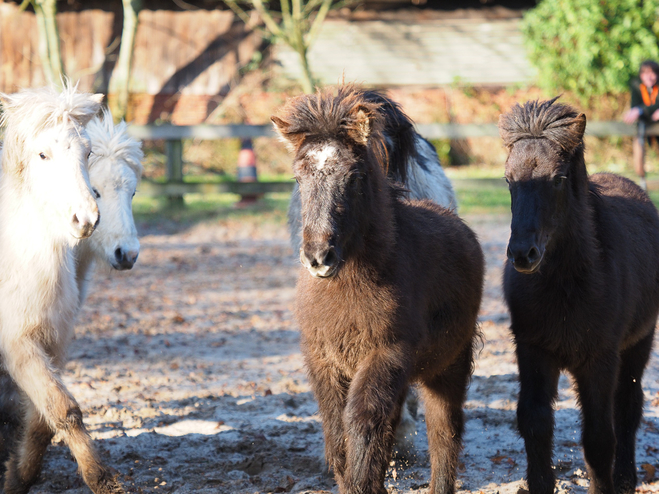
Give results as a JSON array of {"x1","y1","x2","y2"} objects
[{"x1": 87, "y1": 467, "x2": 125, "y2": 494}]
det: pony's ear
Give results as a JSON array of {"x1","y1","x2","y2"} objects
[
  {"x1": 271, "y1": 115, "x2": 305, "y2": 152},
  {"x1": 75, "y1": 94, "x2": 104, "y2": 127},
  {"x1": 545, "y1": 112, "x2": 587, "y2": 153},
  {"x1": 345, "y1": 106, "x2": 375, "y2": 145},
  {"x1": 0, "y1": 93, "x2": 16, "y2": 119},
  {"x1": 498, "y1": 112, "x2": 522, "y2": 150},
  {"x1": 91, "y1": 93, "x2": 105, "y2": 105},
  {"x1": 570, "y1": 113, "x2": 587, "y2": 141}
]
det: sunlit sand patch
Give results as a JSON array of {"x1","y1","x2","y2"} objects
[{"x1": 119, "y1": 420, "x2": 235, "y2": 437}]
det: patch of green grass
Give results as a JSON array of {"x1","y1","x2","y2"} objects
[
  {"x1": 133, "y1": 192, "x2": 290, "y2": 229},
  {"x1": 133, "y1": 184, "x2": 659, "y2": 230},
  {"x1": 454, "y1": 186, "x2": 511, "y2": 214},
  {"x1": 648, "y1": 191, "x2": 659, "y2": 209}
]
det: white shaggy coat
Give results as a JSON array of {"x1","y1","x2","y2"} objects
[
  {"x1": 76, "y1": 109, "x2": 143, "y2": 304},
  {"x1": 0, "y1": 85, "x2": 124, "y2": 494}
]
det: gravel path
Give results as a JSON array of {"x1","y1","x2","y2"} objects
[{"x1": 24, "y1": 213, "x2": 659, "y2": 494}]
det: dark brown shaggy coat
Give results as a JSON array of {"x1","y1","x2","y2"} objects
[
  {"x1": 273, "y1": 85, "x2": 485, "y2": 494},
  {"x1": 500, "y1": 98, "x2": 659, "y2": 494}
]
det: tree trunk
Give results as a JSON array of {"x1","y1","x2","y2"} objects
[
  {"x1": 109, "y1": 0, "x2": 142, "y2": 122},
  {"x1": 295, "y1": 44, "x2": 314, "y2": 94},
  {"x1": 34, "y1": 0, "x2": 64, "y2": 86}
]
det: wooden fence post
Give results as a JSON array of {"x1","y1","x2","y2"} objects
[{"x1": 165, "y1": 139, "x2": 184, "y2": 206}]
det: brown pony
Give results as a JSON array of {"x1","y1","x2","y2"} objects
[
  {"x1": 272, "y1": 85, "x2": 484, "y2": 494},
  {"x1": 500, "y1": 98, "x2": 659, "y2": 494}
]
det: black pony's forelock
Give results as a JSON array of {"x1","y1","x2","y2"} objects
[{"x1": 499, "y1": 97, "x2": 585, "y2": 152}]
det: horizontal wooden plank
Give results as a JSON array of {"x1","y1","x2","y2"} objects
[
  {"x1": 137, "y1": 180, "x2": 295, "y2": 197},
  {"x1": 128, "y1": 122, "x2": 659, "y2": 141},
  {"x1": 127, "y1": 124, "x2": 277, "y2": 140},
  {"x1": 417, "y1": 123, "x2": 500, "y2": 138}
]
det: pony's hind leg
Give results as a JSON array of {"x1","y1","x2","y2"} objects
[
  {"x1": 516, "y1": 342, "x2": 560, "y2": 494},
  {"x1": 420, "y1": 344, "x2": 473, "y2": 494},
  {"x1": 613, "y1": 329, "x2": 654, "y2": 494},
  {"x1": 0, "y1": 372, "x2": 23, "y2": 476},
  {"x1": 1, "y1": 337, "x2": 124, "y2": 494},
  {"x1": 4, "y1": 399, "x2": 53, "y2": 494}
]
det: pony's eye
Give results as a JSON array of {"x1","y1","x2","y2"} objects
[
  {"x1": 39, "y1": 152, "x2": 47, "y2": 160},
  {"x1": 92, "y1": 188, "x2": 101, "y2": 199},
  {"x1": 132, "y1": 191, "x2": 136, "y2": 198},
  {"x1": 553, "y1": 175, "x2": 566, "y2": 187},
  {"x1": 87, "y1": 151, "x2": 92, "y2": 159}
]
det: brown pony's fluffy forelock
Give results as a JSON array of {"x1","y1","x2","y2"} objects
[{"x1": 274, "y1": 85, "x2": 393, "y2": 173}]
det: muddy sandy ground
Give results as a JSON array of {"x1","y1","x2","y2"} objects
[{"x1": 26, "y1": 213, "x2": 659, "y2": 494}]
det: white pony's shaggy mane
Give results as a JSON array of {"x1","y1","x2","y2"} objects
[
  {"x1": 86, "y1": 108, "x2": 144, "y2": 179},
  {"x1": 0, "y1": 82, "x2": 103, "y2": 177},
  {"x1": 0, "y1": 82, "x2": 101, "y2": 134}
]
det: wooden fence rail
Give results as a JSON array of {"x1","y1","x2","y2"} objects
[{"x1": 128, "y1": 121, "x2": 659, "y2": 198}]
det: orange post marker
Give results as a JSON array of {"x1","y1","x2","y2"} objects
[{"x1": 236, "y1": 138, "x2": 260, "y2": 207}]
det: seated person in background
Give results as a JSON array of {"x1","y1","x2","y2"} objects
[{"x1": 623, "y1": 60, "x2": 659, "y2": 190}]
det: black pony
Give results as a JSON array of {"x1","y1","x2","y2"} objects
[{"x1": 500, "y1": 98, "x2": 659, "y2": 494}]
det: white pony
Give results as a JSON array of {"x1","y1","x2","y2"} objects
[
  {"x1": 0, "y1": 85, "x2": 123, "y2": 494},
  {"x1": 77, "y1": 108, "x2": 143, "y2": 304}
]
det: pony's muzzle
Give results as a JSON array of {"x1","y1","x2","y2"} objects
[
  {"x1": 114, "y1": 247, "x2": 139, "y2": 270},
  {"x1": 300, "y1": 244, "x2": 340, "y2": 278},
  {"x1": 507, "y1": 240, "x2": 544, "y2": 274},
  {"x1": 71, "y1": 209, "x2": 100, "y2": 239}
]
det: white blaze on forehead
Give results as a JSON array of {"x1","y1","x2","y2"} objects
[{"x1": 309, "y1": 145, "x2": 337, "y2": 170}]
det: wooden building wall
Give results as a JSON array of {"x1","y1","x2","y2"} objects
[{"x1": 0, "y1": 2, "x2": 261, "y2": 123}]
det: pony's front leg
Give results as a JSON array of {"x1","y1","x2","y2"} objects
[
  {"x1": 516, "y1": 342, "x2": 560, "y2": 494},
  {"x1": 574, "y1": 353, "x2": 618, "y2": 494},
  {"x1": 420, "y1": 344, "x2": 473, "y2": 494},
  {"x1": 342, "y1": 346, "x2": 410, "y2": 494},
  {"x1": 1, "y1": 336, "x2": 123, "y2": 494},
  {"x1": 306, "y1": 359, "x2": 350, "y2": 488}
]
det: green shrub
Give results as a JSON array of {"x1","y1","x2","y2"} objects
[{"x1": 522, "y1": 0, "x2": 659, "y2": 98}]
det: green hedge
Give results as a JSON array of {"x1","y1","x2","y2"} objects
[{"x1": 522, "y1": 0, "x2": 659, "y2": 98}]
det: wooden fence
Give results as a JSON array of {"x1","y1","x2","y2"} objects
[{"x1": 127, "y1": 121, "x2": 659, "y2": 199}]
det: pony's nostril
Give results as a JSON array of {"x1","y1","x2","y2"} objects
[
  {"x1": 528, "y1": 246, "x2": 540, "y2": 263},
  {"x1": 115, "y1": 248, "x2": 124, "y2": 263},
  {"x1": 506, "y1": 246, "x2": 514, "y2": 261},
  {"x1": 324, "y1": 247, "x2": 338, "y2": 267},
  {"x1": 72, "y1": 213, "x2": 80, "y2": 226}
]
